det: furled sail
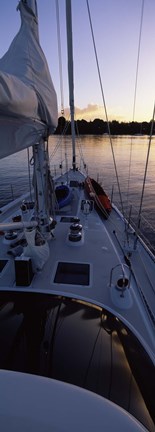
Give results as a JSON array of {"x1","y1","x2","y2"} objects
[{"x1": 0, "y1": 0, "x2": 58, "y2": 159}]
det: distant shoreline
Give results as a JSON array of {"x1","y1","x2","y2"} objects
[{"x1": 55, "y1": 116, "x2": 154, "y2": 136}]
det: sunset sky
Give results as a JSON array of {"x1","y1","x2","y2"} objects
[{"x1": 0, "y1": 0, "x2": 155, "y2": 122}]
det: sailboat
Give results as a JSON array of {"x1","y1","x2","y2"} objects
[{"x1": 0, "y1": 1, "x2": 155, "y2": 431}]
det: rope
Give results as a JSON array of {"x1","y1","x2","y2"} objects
[{"x1": 86, "y1": 0, "x2": 124, "y2": 217}]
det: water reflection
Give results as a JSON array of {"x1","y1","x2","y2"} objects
[
  {"x1": 0, "y1": 292, "x2": 154, "y2": 431},
  {"x1": 0, "y1": 135, "x2": 155, "y2": 249}
]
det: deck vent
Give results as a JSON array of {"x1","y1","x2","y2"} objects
[{"x1": 54, "y1": 262, "x2": 90, "y2": 285}]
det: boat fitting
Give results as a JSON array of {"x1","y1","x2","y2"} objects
[
  {"x1": 68, "y1": 222, "x2": 82, "y2": 242},
  {"x1": 109, "y1": 263, "x2": 131, "y2": 297}
]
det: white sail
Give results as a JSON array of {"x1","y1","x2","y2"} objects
[{"x1": 0, "y1": 0, "x2": 58, "y2": 159}]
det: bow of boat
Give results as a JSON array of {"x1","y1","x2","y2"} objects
[{"x1": 0, "y1": 168, "x2": 155, "y2": 363}]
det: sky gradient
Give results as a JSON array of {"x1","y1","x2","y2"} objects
[{"x1": 0, "y1": 0, "x2": 155, "y2": 122}]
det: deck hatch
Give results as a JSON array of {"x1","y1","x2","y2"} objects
[
  {"x1": 69, "y1": 180, "x2": 79, "y2": 187},
  {"x1": 60, "y1": 216, "x2": 80, "y2": 223},
  {"x1": 54, "y1": 262, "x2": 90, "y2": 285}
]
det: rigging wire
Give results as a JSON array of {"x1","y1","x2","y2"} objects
[
  {"x1": 125, "y1": 0, "x2": 155, "y2": 246},
  {"x1": 54, "y1": 1, "x2": 86, "y2": 173},
  {"x1": 86, "y1": 0, "x2": 124, "y2": 216},
  {"x1": 55, "y1": 0, "x2": 64, "y2": 115},
  {"x1": 127, "y1": 0, "x2": 145, "y2": 205},
  {"x1": 49, "y1": 116, "x2": 70, "y2": 166},
  {"x1": 27, "y1": 147, "x2": 33, "y2": 202},
  {"x1": 134, "y1": 103, "x2": 155, "y2": 246},
  {"x1": 132, "y1": 0, "x2": 145, "y2": 122},
  {"x1": 75, "y1": 117, "x2": 87, "y2": 171}
]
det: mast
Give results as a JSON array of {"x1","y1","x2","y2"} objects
[{"x1": 66, "y1": 0, "x2": 76, "y2": 171}]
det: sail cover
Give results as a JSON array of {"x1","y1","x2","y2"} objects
[{"x1": 0, "y1": 0, "x2": 58, "y2": 159}]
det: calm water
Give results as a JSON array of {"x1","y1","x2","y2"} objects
[{"x1": 0, "y1": 135, "x2": 155, "y2": 251}]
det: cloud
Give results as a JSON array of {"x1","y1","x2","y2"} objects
[
  {"x1": 59, "y1": 103, "x2": 126, "y2": 121},
  {"x1": 59, "y1": 104, "x2": 104, "y2": 121}
]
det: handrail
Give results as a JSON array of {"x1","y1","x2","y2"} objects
[{"x1": 0, "y1": 221, "x2": 38, "y2": 231}]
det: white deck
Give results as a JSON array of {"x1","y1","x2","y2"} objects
[{"x1": 0, "y1": 169, "x2": 155, "y2": 361}]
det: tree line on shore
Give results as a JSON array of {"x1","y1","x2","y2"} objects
[{"x1": 55, "y1": 116, "x2": 154, "y2": 135}]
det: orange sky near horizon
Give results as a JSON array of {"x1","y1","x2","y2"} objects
[
  {"x1": 60, "y1": 103, "x2": 153, "y2": 123},
  {"x1": 0, "y1": 1, "x2": 155, "y2": 125}
]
